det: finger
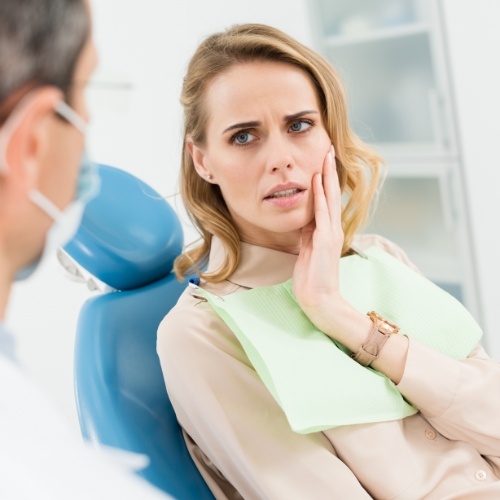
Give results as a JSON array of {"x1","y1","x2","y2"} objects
[
  {"x1": 322, "y1": 146, "x2": 342, "y2": 228},
  {"x1": 312, "y1": 172, "x2": 330, "y2": 231}
]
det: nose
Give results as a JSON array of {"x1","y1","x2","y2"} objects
[{"x1": 264, "y1": 133, "x2": 294, "y2": 174}]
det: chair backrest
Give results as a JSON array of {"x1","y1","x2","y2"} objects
[{"x1": 62, "y1": 165, "x2": 214, "y2": 499}]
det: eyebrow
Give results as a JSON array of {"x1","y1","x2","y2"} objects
[
  {"x1": 223, "y1": 120, "x2": 260, "y2": 134},
  {"x1": 222, "y1": 110, "x2": 319, "y2": 134}
]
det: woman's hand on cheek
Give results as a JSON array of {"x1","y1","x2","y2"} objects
[
  {"x1": 292, "y1": 147, "x2": 409, "y2": 376},
  {"x1": 292, "y1": 145, "x2": 346, "y2": 335}
]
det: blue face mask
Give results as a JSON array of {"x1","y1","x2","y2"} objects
[{"x1": 14, "y1": 101, "x2": 100, "y2": 280}]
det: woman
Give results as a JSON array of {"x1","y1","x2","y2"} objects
[{"x1": 157, "y1": 24, "x2": 500, "y2": 499}]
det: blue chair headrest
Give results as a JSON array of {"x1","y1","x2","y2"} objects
[{"x1": 62, "y1": 164, "x2": 183, "y2": 291}]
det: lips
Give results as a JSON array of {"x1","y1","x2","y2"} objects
[
  {"x1": 265, "y1": 188, "x2": 302, "y2": 199},
  {"x1": 264, "y1": 183, "x2": 306, "y2": 200}
]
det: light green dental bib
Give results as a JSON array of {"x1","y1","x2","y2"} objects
[{"x1": 197, "y1": 246, "x2": 482, "y2": 434}]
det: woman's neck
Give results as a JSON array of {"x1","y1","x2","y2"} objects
[{"x1": 239, "y1": 232, "x2": 302, "y2": 255}]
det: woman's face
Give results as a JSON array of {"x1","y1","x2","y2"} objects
[{"x1": 189, "y1": 60, "x2": 332, "y2": 253}]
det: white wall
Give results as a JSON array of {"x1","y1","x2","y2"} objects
[
  {"x1": 7, "y1": 0, "x2": 313, "y2": 430},
  {"x1": 440, "y1": 0, "x2": 500, "y2": 358}
]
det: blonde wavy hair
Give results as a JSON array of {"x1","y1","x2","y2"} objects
[{"x1": 175, "y1": 23, "x2": 384, "y2": 283}]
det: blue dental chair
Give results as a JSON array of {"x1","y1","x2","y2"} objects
[{"x1": 60, "y1": 165, "x2": 214, "y2": 499}]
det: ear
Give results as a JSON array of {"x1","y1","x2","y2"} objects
[
  {"x1": 186, "y1": 139, "x2": 216, "y2": 183},
  {"x1": 1, "y1": 87, "x2": 63, "y2": 190}
]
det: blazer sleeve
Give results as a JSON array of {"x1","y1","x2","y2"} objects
[
  {"x1": 397, "y1": 340, "x2": 500, "y2": 457},
  {"x1": 157, "y1": 292, "x2": 371, "y2": 500},
  {"x1": 359, "y1": 234, "x2": 500, "y2": 457}
]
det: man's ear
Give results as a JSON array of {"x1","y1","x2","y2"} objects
[
  {"x1": 1, "y1": 87, "x2": 63, "y2": 189},
  {"x1": 186, "y1": 139, "x2": 215, "y2": 183}
]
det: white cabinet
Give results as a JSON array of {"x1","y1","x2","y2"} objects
[{"x1": 308, "y1": 0, "x2": 481, "y2": 321}]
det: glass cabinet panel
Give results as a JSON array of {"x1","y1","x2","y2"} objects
[{"x1": 312, "y1": 0, "x2": 441, "y2": 151}]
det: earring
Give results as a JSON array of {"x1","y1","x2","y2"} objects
[{"x1": 206, "y1": 174, "x2": 213, "y2": 180}]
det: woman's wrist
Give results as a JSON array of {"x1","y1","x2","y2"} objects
[
  {"x1": 308, "y1": 298, "x2": 372, "y2": 352},
  {"x1": 309, "y1": 299, "x2": 410, "y2": 384}
]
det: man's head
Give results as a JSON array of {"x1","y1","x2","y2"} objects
[
  {"x1": 0, "y1": 0, "x2": 90, "y2": 123},
  {"x1": 0, "y1": 0, "x2": 97, "y2": 292}
]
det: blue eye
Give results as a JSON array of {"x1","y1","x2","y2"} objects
[
  {"x1": 289, "y1": 120, "x2": 312, "y2": 133},
  {"x1": 231, "y1": 131, "x2": 256, "y2": 145}
]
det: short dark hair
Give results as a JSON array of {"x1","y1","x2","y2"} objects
[{"x1": 0, "y1": 0, "x2": 89, "y2": 122}]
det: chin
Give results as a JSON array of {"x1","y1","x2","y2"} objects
[{"x1": 269, "y1": 215, "x2": 313, "y2": 235}]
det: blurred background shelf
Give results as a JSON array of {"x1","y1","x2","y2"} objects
[{"x1": 324, "y1": 23, "x2": 429, "y2": 47}]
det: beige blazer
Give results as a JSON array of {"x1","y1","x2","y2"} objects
[{"x1": 157, "y1": 234, "x2": 500, "y2": 499}]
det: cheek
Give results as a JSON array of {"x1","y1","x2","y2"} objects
[
  {"x1": 58, "y1": 136, "x2": 85, "y2": 205},
  {"x1": 41, "y1": 134, "x2": 81, "y2": 203},
  {"x1": 213, "y1": 153, "x2": 258, "y2": 191},
  {"x1": 305, "y1": 135, "x2": 331, "y2": 172},
  {"x1": 71, "y1": 86, "x2": 90, "y2": 122},
  {"x1": 218, "y1": 170, "x2": 255, "y2": 205}
]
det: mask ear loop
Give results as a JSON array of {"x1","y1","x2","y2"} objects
[
  {"x1": 29, "y1": 190, "x2": 62, "y2": 221},
  {"x1": 29, "y1": 101, "x2": 89, "y2": 222},
  {"x1": 54, "y1": 100, "x2": 86, "y2": 134}
]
